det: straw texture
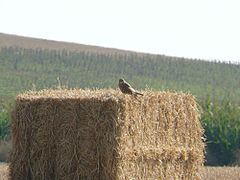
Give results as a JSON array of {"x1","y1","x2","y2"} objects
[{"x1": 9, "y1": 89, "x2": 204, "y2": 180}]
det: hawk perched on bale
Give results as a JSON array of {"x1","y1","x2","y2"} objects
[{"x1": 118, "y1": 78, "x2": 143, "y2": 96}]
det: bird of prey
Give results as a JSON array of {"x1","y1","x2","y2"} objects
[{"x1": 118, "y1": 78, "x2": 143, "y2": 96}]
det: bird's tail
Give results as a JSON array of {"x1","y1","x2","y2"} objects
[{"x1": 135, "y1": 91, "x2": 143, "y2": 96}]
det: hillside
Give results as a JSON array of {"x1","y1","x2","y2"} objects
[
  {"x1": 0, "y1": 33, "x2": 140, "y2": 54},
  {"x1": 1, "y1": 33, "x2": 240, "y2": 103}
]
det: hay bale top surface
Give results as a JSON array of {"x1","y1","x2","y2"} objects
[
  {"x1": 17, "y1": 89, "x2": 193, "y2": 101},
  {"x1": 17, "y1": 89, "x2": 120, "y2": 100}
]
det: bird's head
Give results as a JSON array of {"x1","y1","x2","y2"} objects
[{"x1": 119, "y1": 78, "x2": 125, "y2": 83}]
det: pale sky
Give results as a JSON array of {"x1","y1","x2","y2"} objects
[{"x1": 1, "y1": 0, "x2": 240, "y2": 62}]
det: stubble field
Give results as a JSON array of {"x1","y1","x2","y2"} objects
[{"x1": 0, "y1": 163, "x2": 240, "y2": 180}]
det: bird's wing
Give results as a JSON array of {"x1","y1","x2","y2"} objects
[{"x1": 124, "y1": 82, "x2": 131, "y2": 88}]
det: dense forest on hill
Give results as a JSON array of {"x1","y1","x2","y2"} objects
[
  {"x1": 0, "y1": 33, "x2": 240, "y2": 165},
  {"x1": 1, "y1": 46, "x2": 240, "y2": 102}
]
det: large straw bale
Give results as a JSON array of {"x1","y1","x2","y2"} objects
[{"x1": 10, "y1": 89, "x2": 204, "y2": 180}]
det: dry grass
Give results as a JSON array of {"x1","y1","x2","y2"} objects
[
  {"x1": 200, "y1": 166, "x2": 240, "y2": 180},
  {"x1": 10, "y1": 89, "x2": 204, "y2": 179},
  {"x1": 0, "y1": 163, "x2": 9, "y2": 180}
]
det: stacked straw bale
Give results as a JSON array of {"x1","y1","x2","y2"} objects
[{"x1": 10, "y1": 89, "x2": 204, "y2": 180}]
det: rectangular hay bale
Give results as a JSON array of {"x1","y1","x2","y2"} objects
[{"x1": 10, "y1": 89, "x2": 204, "y2": 179}]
